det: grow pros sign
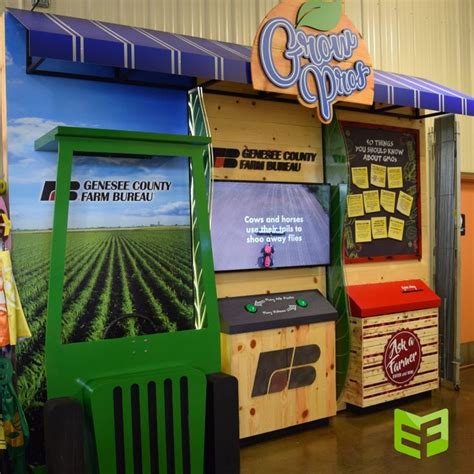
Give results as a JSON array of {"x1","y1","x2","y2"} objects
[{"x1": 251, "y1": 0, "x2": 374, "y2": 123}]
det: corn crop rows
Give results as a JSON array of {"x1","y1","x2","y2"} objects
[{"x1": 12, "y1": 227, "x2": 194, "y2": 414}]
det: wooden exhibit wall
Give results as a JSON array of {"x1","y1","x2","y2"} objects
[
  {"x1": 205, "y1": 92, "x2": 430, "y2": 298},
  {"x1": 204, "y1": 92, "x2": 327, "y2": 298},
  {"x1": 335, "y1": 110, "x2": 430, "y2": 288}
]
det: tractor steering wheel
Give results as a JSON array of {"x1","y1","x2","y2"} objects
[{"x1": 102, "y1": 313, "x2": 159, "y2": 339}]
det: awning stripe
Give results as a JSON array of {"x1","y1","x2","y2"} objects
[
  {"x1": 175, "y1": 34, "x2": 224, "y2": 80},
  {"x1": 133, "y1": 27, "x2": 180, "y2": 74},
  {"x1": 51, "y1": 14, "x2": 85, "y2": 62},
  {"x1": 397, "y1": 73, "x2": 470, "y2": 100},
  {"x1": 211, "y1": 41, "x2": 250, "y2": 61},
  {"x1": 8, "y1": 8, "x2": 474, "y2": 117},
  {"x1": 44, "y1": 13, "x2": 79, "y2": 62},
  {"x1": 376, "y1": 70, "x2": 470, "y2": 101},
  {"x1": 90, "y1": 20, "x2": 135, "y2": 69}
]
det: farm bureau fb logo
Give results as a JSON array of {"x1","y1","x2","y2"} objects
[
  {"x1": 252, "y1": 344, "x2": 320, "y2": 397},
  {"x1": 40, "y1": 181, "x2": 80, "y2": 201}
]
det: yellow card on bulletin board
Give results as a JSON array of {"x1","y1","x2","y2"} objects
[
  {"x1": 388, "y1": 166, "x2": 403, "y2": 188},
  {"x1": 380, "y1": 189, "x2": 396, "y2": 213},
  {"x1": 371, "y1": 216, "x2": 387, "y2": 239},
  {"x1": 351, "y1": 167, "x2": 369, "y2": 189},
  {"x1": 355, "y1": 220, "x2": 372, "y2": 243},
  {"x1": 363, "y1": 190, "x2": 380, "y2": 213},
  {"x1": 388, "y1": 217, "x2": 405, "y2": 241},
  {"x1": 347, "y1": 194, "x2": 365, "y2": 218},
  {"x1": 370, "y1": 164, "x2": 386, "y2": 188},
  {"x1": 397, "y1": 190, "x2": 414, "y2": 217}
]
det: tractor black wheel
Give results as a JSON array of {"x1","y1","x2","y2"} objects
[{"x1": 44, "y1": 397, "x2": 86, "y2": 474}]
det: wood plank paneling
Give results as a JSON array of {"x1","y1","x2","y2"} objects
[
  {"x1": 221, "y1": 321, "x2": 336, "y2": 438},
  {"x1": 205, "y1": 93, "x2": 323, "y2": 182},
  {"x1": 204, "y1": 92, "x2": 327, "y2": 299}
]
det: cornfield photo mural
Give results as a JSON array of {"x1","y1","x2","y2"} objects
[
  {"x1": 11, "y1": 154, "x2": 194, "y2": 463},
  {"x1": 14, "y1": 227, "x2": 193, "y2": 407}
]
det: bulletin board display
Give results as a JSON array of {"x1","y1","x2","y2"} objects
[{"x1": 340, "y1": 122, "x2": 421, "y2": 263}]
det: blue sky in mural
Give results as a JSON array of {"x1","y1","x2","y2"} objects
[{"x1": 6, "y1": 14, "x2": 189, "y2": 230}]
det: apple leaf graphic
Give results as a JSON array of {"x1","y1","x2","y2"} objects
[{"x1": 296, "y1": 0, "x2": 342, "y2": 31}]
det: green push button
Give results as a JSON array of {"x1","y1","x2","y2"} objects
[
  {"x1": 245, "y1": 304, "x2": 258, "y2": 313},
  {"x1": 296, "y1": 299, "x2": 308, "y2": 308}
]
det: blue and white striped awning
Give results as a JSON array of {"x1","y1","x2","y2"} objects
[
  {"x1": 9, "y1": 8, "x2": 474, "y2": 117},
  {"x1": 374, "y1": 70, "x2": 473, "y2": 116},
  {"x1": 9, "y1": 8, "x2": 251, "y2": 83}
]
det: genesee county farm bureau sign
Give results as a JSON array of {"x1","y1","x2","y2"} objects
[
  {"x1": 251, "y1": 0, "x2": 374, "y2": 123},
  {"x1": 213, "y1": 146, "x2": 317, "y2": 173}
]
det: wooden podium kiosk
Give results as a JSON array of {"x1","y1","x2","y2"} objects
[{"x1": 219, "y1": 290, "x2": 337, "y2": 438}]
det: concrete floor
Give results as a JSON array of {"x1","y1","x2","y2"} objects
[{"x1": 240, "y1": 367, "x2": 474, "y2": 474}]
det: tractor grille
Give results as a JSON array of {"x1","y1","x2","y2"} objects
[{"x1": 86, "y1": 368, "x2": 206, "y2": 474}]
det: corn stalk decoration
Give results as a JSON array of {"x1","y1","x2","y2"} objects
[
  {"x1": 188, "y1": 87, "x2": 214, "y2": 329},
  {"x1": 323, "y1": 117, "x2": 351, "y2": 400}
]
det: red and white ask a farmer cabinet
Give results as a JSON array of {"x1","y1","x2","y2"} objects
[{"x1": 344, "y1": 279, "x2": 441, "y2": 408}]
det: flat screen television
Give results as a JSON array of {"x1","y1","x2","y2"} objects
[{"x1": 210, "y1": 181, "x2": 330, "y2": 271}]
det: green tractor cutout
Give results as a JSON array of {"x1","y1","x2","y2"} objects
[{"x1": 35, "y1": 127, "x2": 239, "y2": 474}]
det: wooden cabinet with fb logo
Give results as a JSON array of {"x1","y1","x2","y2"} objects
[{"x1": 219, "y1": 290, "x2": 337, "y2": 438}]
